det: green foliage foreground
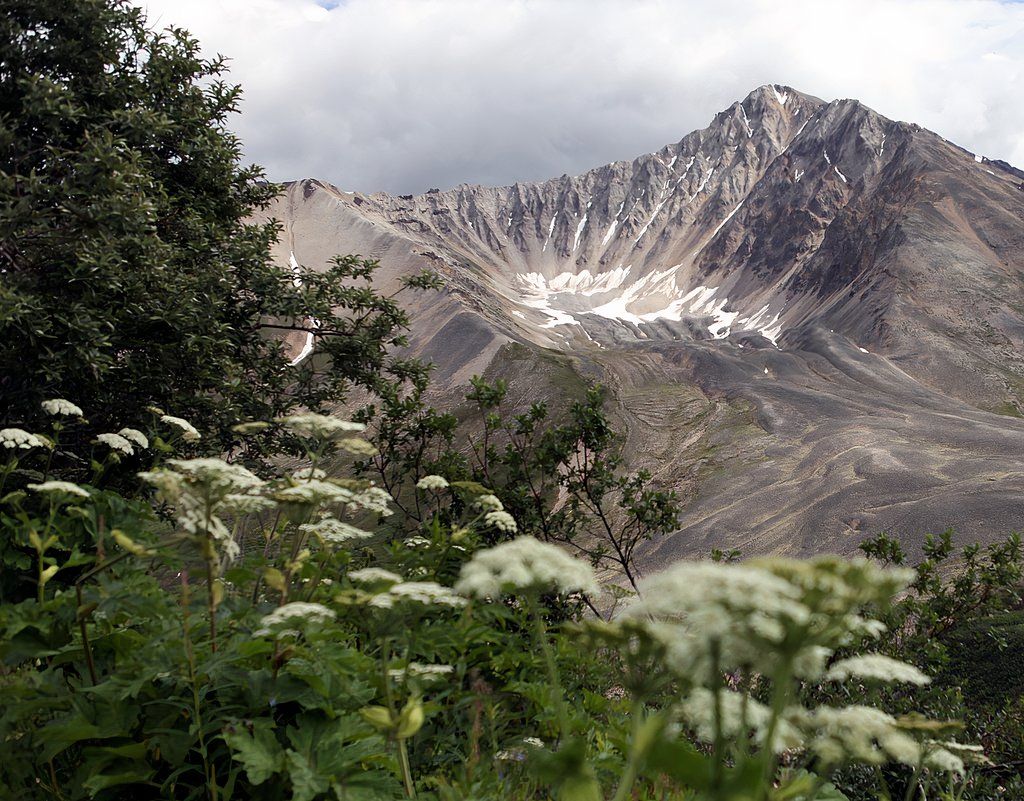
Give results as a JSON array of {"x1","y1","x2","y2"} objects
[{"x1": 0, "y1": 406, "x2": 996, "y2": 800}]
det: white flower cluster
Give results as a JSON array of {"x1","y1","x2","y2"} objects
[
  {"x1": 161, "y1": 414, "x2": 201, "y2": 442},
  {"x1": 95, "y1": 432, "x2": 135, "y2": 455},
  {"x1": 349, "y1": 567, "x2": 402, "y2": 585},
  {"x1": 41, "y1": 398, "x2": 83, "y2": 417},
  {"x1": 138, "y1": 458, "x2": 266, "y2": 561},
  {"x1": 27, "y1": 480, "x2": 90, "y2": 499},
  {"x1": 484, "y1": 510, "x2": 517, "y2": 534},
  {"x1": 292, "y1": 466, "x2": 326, "y2": 480},
  {"x1": 824, "y1": 654, "x2": 931, "y2": 685},
  {"x1": 455, "y1": 536, "x2": 601, "y2": 599},
  {"x1": 620, "y1": 558, "x2": 915, "y2": 683},
  {"x1": 118, "y1": 428, "x2": 149, "y2": 449},
  {"x1": 277, "y1": 413, "x2": 365, "y2": 439},
  {"x1": 166, "y1": 458, "x2": 263, "y2": 492},
  {"x1": 368, "y1": 580, "x2": 467, "y2": 609},
  {"x1": 474, "y1": 494, "x2": 503, "y2": 512},
  {"x1": 678, "y1": 688, "x2": 804, "y2": 754},
  {"x1": 275, "y1": 479, "x2": 356, "y2": 506},
  {"x1": 299, "y1": 517, "x2": 373, "y2": 545},
  {"x1": 416, "y1": 475, "x2": 449, "y2": 491},
  {"x1": 798, "y1": 705, "x2": 921, "y2": 768},
  {"x1": 255, "y1": 601, "x2": 336, "y2": 636},
  {"x1": 387, "y1": 662, "x2": 455, "y2": 683},
  {"x1": 1, "y1": 428, "x2": 50, "y2": 450},
  {"x1": 621, "y1": 562, "x2": 808, "y2": 680}
]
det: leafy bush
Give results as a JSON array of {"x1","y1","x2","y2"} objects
[{"x1": 0, "y1": 0, "x2": 440, "y2": 468}]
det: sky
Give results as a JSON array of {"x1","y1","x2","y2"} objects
[{"x1": 137, "y1": 0, "x2": 1024, "y2": 195}]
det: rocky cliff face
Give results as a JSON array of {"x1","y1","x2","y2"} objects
[{"x1": 258, "y1": 85, "x2": 1024, "y2": 561}]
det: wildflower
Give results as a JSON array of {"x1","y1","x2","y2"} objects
[
  {"x1": 338, "y1": 437, "x2": 378, "y2": 457},
  {"x1": 348, "y1": 485, "x2": 394, "y2": 517},
  {"x1": 277, "y1": 413, "x2": 365, "y2": 439},
  {"x1": 299, "y1": 517, "x2": 373, "y2": 545},
  {"x1": 370, "y1": 581, "x2": 467, "y2": 608},
  {"x1": 484, "y1": 510, "x2": 517, "y2": 534},
  {"x1": 166, "y1": 458, "x2": 264, "y2": 492},
  {"x1": 27, "y1": 480, "x2": 90, "y2": 499},
  {"x1": 255, "y1": 601, "x2": 335, "y2": 636},
  {"x1": 405, "y1": 535, "x2": 430, "y2": 548},
  {"x1": 349, "y1": 567, "x2": 402, "y2": 586},
  {"x1": 620, "y1": 562, "x2": 807, "y2": 680},
  {"x1": 824, "y1": 654, "x2": 931, "y2": 686},
  {"x1": 0, "y1": 428, "x2": 50, "y2": 450},
  {"x1": 95, "y1": 432, "x2": 134, "y2": 455},
  {"x1": 388, "y1": 663, "x2": 455, "y2": 682},
  {"x1": 138, "y1": 469, "x2": 186, "y2": 501},
  {"x1": 456, "y1": 536, "x2": 601, "y2": 599},
  {"x1": 292, "y1": 466, "x2": 326, "y2": 480},
  {"x1": 522, "y1": 737, "x2": 545, "y2": 749},
  {"x1": 416, "y1": 475, "x2": 449, "y2": 491},
  {"x1": 679, "y1": 688, "x2": 804, "y2": 753},
  {"x1": 161, "y1": 414, "x2": 201, "y2": 442},
  {"x1": 800, "y1": 705, "x2": 921, "y2": 767},
  {"x1": 232, "y1": 421, "x2": 270, "y2": 434},
  {"x1": 41, "y1": 398, "x2": 83, "y2": 417},
  {"x1": 924, "y1": 746, "x2": 965, "y2": 775},
  {"x1": 275, "y1": 479, "x2": 356, "y2": 506},
  {"x1": 474, "y1": 494, "x2": 503, "y2": 512},
  {"x1": 220, "y1": 494, "x2": 276, "y2": 515},
  {"x1": 117, "y1": 428, "x2": 149, "y2": 449}
]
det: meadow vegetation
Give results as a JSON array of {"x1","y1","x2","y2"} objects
[{"x1": 1, "y1": 2, "x2": 1022, "y2": 799}]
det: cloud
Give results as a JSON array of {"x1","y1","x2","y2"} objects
[{"x1": 138, "y1": 0, "x2": 1024, "y2": 194}]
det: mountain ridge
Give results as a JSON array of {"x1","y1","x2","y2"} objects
[{"x1": 257, "y1": 84, "x2": 1024, "y2": 560}]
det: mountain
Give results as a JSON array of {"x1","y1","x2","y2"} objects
[{"x1": 256, "y1": 84, "x2": 1024, "y2": 562}]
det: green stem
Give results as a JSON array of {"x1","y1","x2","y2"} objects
[
  {"x1": 529, "y1": 595, "x2": 570, "y2": 744},
  {"x1": 610, "y1": 699, "x2": 647, "y2": 801},
  {"x1": 902, "y1": 762, "x2": 922, "y2": 801},
  {"x1": 397, "y1": 739, "x2": 416, "y2": 798},
  {"x1": 755, "y1": 660, "x2": 794, "y2": 801},
  {"x1": 181, "y1": 571, "x2": 218, "y2": 801}
]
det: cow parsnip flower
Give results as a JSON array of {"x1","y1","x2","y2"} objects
[
  {"x1": 368, "y1": 581, "x2": 466, "y2": 609},
  {"x1": 161, "y1": 414, "x2": 201, "y2": 442},
  {"x1": 348, "y1": 485, "x2": 394, "y2": 517},
  {"x1": 41, "y1": 398, "x2": 83, "y2": 417},
  {"x1": 274, "y1": 479, "x2": 356, "y2": 505},
  {"x1": 95, "y1": 432, "x2": 134, "y2": 455},
  {"x1": 824, "y1": 654, "x2": 931, "y2": 685},
  {"x1": 277, "y1": 413, "x2": 365, "y2": 439},
  {"x1": 474, "y1": 494, "x2": 503, "y2": 512},
  {"x1": 799, "y1": 705, "x2": 921, "y2": 767},
  {"x1": 117, "y1": 428, "x2": 149, "y2": 449},
  {"x1": 678, "y1": 688, "x2": 804, "y2": 753},
  {"x1": 220, "y1": 493, "x2": 276, "y2": 515},
  {"x1": 166, "y1": 458, "x2": 264, "y2": 492},
  {"x1": 456, "y1": 536, "x2": 600, "y2": 599},
  {"x1": 299, "y1": 517, "x2": 373, "y2": 545},
  {"x1": 416, "y1": 475, "x2": 449, "y2": 491},
  {"x1": 27, "y1": 480, "x2": 90, "y2": 499},
  {"x1": 349, "y1": 567, "x2": 402, "y2": 586},
  {"x1": 484, "y1": 510, "x2": 517, "y2": 534},
  {"x1": 388, "y1": 663, "x2": 455, "y2": 682},
  {"x1": 256, "y1": 601, "x2": 335, "y2": 636},
  {"x1": 292, "y1": 466, "x2": 326, "y2": 480},
  {"x1": 1, "y1": 428, "x2": 50, "y2": 450}
]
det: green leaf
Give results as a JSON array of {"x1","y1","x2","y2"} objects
[{"x1": 222, "y1": 721, "x2": 285, "y2": 785}]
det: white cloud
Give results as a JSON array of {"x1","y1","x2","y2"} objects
[{"x1": 138, "y1": 0, "x2": 1024, "y2": 193}]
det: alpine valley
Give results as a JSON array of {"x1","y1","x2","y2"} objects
[{"x1": 259, "y1": 85, "x2": 1024, "y2": 564}]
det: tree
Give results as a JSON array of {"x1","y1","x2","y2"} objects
[{"x1": 0, "y1": 0, "x2": 435, "y2": 470}]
